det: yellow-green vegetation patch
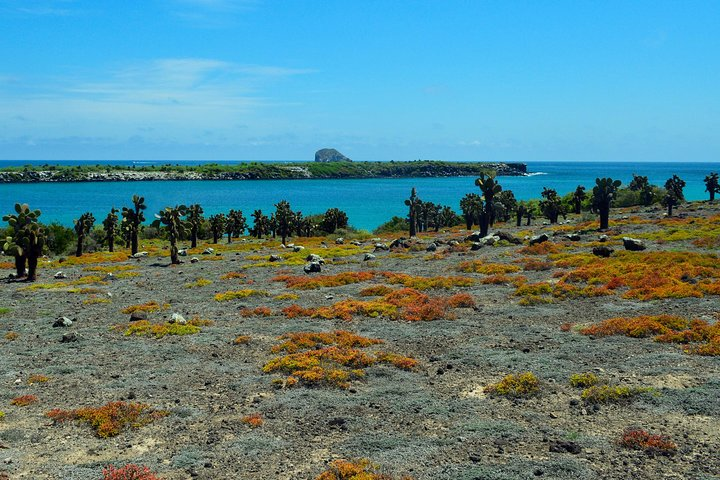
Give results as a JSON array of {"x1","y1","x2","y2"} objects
[
  {"x1": 83, "y1": 265, "x2": 137, "y2": 273},
  {"x1": 274, "y1": 293, "x2": 299, "y2": 300},
  {"x1": 457, "y1": 260, "x2": 521, "y2": 275},
  {"x1": 569, "y1": 372, "x2": 600, "y2": 388},
  {"x1": 214, "y1": 289, "x2": 269, "y2": 301},
  {"x1": 21, "y1": 275, "x2": 108, "y2": 291},
  {"x1": 0, "y1": 307, "x2": 10, "y2": 316},
  {"x1": 580, "y1": 385, "x2": 654, "y2": 404},
  {"x1": 485, "y1": 372, "x2": 540, "y2": 397},
  {"x1": 120, "y1": 301, "x2": 170, "y2": 314},
  {"x1": 82, "y1": 297, "x2": 111, "y2": 305},
  {"x1": 116, "y1": 318, "x2": 212, "y2": 338},
  {"x1": 184, "y1": 278, "x2": 212, "y2": 288}
]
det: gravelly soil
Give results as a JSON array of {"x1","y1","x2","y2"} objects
[{"x1": 1, "y1": 203, "x2": 719, "y2": 480}]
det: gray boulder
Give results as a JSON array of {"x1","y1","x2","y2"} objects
[
  {"x1": 169, "y1": 313, "x2": 187, "y2": 325},
  {"x1": 190, "y1": 257, "x2": 199, "y2": 263},
  {"x1": 374, "y1": 243, "x2": 389, "y2": 252},
  {"x1": 293, "y1": 246, "x2": 305, "y2": 252},
  {"x1": 592, "y1": 246, "x2": 614, "y2": 258},
  {"x1": 480, "y1": 235, "x2": 500, "y2": 246},
  {"x1": 131, "y1": 251, "x2": 148, "y2": 258},
  {"x1": 305, "y1": 254, "x2": 325, "y2": 264},
  {"x1": 269, "y1": 254, "x2": 282, "y2": 262},
  {"x1": 426, "y1": 243, "x2": 437, "y2": 252},
  {"x1": 130, "y1": 310, "x2": 147, "y2": 321},
  {"x1": 54, "y1": 271, "x2": 66, "y2": 279},
  {"x1": 53, "y1": 316, "x2": 73, "y2": 328},
  {"x1": 529, "y1": 234, "x2": 549, "y2": 245},
  {"x1": 363, "y1": 253, "x2": 376, "y2": 261},
  {"x1": 495, "y1": 231, "x2": 522, "y2": 245},
  {"x1": 565, "y1": 234, "x2": 581, "y2": 241},
  {"x1": 622, "y1": 237, "x2": 646, "y2": 251},
  {"x1": 202, "y1": 248, "x2": 214, "y2": 255},
  {"x1": 335, "y1": 238, "x2": 344, "y2": 245},
  {"x1": 304, "y1": 262, "x2": 322, "y2": 274},
  {"x1": 470, "y1": 242, "x2": 483, "y2": 251}
]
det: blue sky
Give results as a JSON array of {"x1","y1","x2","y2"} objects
[{"x1": 0, "y1": 0, "x2": 718, "y2": 162}]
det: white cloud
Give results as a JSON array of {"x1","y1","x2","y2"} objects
[{"x1": 0, "y1": 58, "x2": 313, "y2": 142}]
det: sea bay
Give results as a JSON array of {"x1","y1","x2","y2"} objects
[{"x1": 1, "y1": 160, "x2": 719, "y2": 231}]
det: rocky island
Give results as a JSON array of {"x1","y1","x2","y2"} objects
[{"x1": 0, "y1": 160, "x2": 528, "y2": 183}]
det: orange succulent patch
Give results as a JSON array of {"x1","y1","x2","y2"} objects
[
  {"x1": 263, "y1": 331, "x2": 417, "y2": 389},
  {"x1": 553, "y1": 251, "x2": 720, "y2": 300},
  {"x1": 578, "y1": 315, "x2": 720, "y2": 356},
  {"x1": 377, "y1": 271, "x2": 474, "y2": 290},
  {"x1": 239, "y1": 306, "x2": 273, "y2": 317},
  {"x1": 620, "y1": 428, "x2": 677, "y2": 455},
  {"x1": 46, "y1": 401, "x2": 168, "y2": 438},
  {"x1": 316, "y1": 459, "x2": 414, "y2": 480},
  {"x1": 241, "y1": 413, "x2": 263, "y2": 428},
  {"x1": 10, "y1": 394, "x2": 38, "y2": 406},
  {"x1": 273, "y1": 271, "x2": 375, "y2": 290}
]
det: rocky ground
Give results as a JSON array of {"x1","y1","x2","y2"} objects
[{"x1": 1, "y1": 202, "x2": 719, "y2": 480}]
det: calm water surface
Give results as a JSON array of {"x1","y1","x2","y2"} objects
[{"x1": 1, "y1": 161, "x2": 718, "y2": 231}]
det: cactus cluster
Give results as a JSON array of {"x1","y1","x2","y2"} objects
[
  {"x1": 591, "y1": 178, "x2": 622, "y2": 230},
  {"x1": 3, "y1": 203, "x2": 46, "y2": 281},
  {"x1": 155, "y1": 205, "x2": 189, "y2": 264},
  {"x1": 121, "y1": 195, "x2": 146, "y2": 255},
  {"x1": 74, "y1": 212, "x2": 96, "y2": 257}
]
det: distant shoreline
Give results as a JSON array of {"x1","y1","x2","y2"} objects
[{"x1": 0, "y1": 160, "x2": 528, "y2": 183}]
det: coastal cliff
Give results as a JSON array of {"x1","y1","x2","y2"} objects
[{"x1": 0, "y1": 160, "x2": 528, "y2": 183}]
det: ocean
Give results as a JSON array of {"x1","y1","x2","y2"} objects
[{"x1": 1, "y1": 161, "x2": 719, "y2": 232}]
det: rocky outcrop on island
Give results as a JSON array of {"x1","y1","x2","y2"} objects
[{"x1": 315, "y1": 148, "x2": 352, "y2": 162}]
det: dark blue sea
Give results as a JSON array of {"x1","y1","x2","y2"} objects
[{"x1": 1, "y1": 161, "x2": 718, "y2": 231}]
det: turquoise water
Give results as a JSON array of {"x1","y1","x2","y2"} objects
[{"x1": 1, "y1": 161, "x2": 719, "y2": 231}]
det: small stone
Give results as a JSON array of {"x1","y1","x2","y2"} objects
[
  {"x1": 598, "y1": 234, "x2": 608, "y2": 242},
  {"x1": 426, "y1": 243, "x2": 437, "y2": 252},
  {"x1": 202, "y1": 248, "x2": 214, "y2": 255},
  {"x1": 178, "y1": 249, "x2": 188, "y2": 256},
  {"x1": 374, "y1": 243, "x2": 389, "y2": 252},
  {"x1": 565, "y1": 234, "x2": 581, "y2": 241},
  {"x1": 269, "y1": 255, "x2": 282, "y2": 262},
  {"x1": 170, "y1": 313, "x2": 186, "y2": 325},
  {"x1": 470, "y1": 242, "x2": 483, "y2": 251},
  {"x1": 592, "y1": 246, "x2": 614, "y2": 258},
  {"x1": 130, "y1": 310, "x2": 147, "y2": 321},
  {"x1": 53, "y1": 316, "x2": 73, "y2": 328},
  {"x1": 335, "y1": 237, "x2": 344, "y2": 245},
  {"x1": 60, "y1": 332, "x2": 78, "y2": 343},
  {"x1": 131, "y1": 251, "x2": 149, "y2": 258},
  {"x1": 292, "y1": 246, "x2": 305, "y2": 252},
  {"x1": 190, "y1": 257, "x2": 199, "y2": 263},
  {"x1": 529, "y1": 234, "x2": 549, "y2": 245},
  {"x1": 54, "y1": 271, "x2": 66, "y2": 279},
  {"x1": 363, "y1": 253, "x2": 376, "y2": 261}
]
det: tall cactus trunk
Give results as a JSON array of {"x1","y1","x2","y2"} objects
[
  {"x1": 667, "y1": 203, "x2": 673, "y2": 217},
  {"x1": 408, "y1": 211, "x2": 416, "y2": 237},
  {"x1": 599, "y1": 205, "x2": 610, "y2": 230},
  {"x1": 212, "y1": 231, "x2": 219, "y2": 244},
  {"x1": 479, "y1": 215, "x2": 489, "y2": 237},
  {"x1": 710, "y1": 191, "x2": 716, "y2": 203},
  {"x1": 227, "y1": 231, "x2": 232, "y2": 244},
  {"x1": 516, "y1": 212, "x2": 522, "y2": 227},
  {"x1": 574, "y1": 202, "x2": 581, "y2": 214},
  {"x1": 14, "y1": 255, "x2": 26, "y2": 278},
  {"x1": 108, "y1": 235, "x2": 114, "y2": 253},
  {"x1": 131, "y1": 231, "x2": 139, "y2": 255},
  {"x1": 76, "y1": 234, "x2": 84, "y2": 257},
  {"x1": 170, "y1": 240, "x2": 180, "y2": 265},
  {"x1": 27, "y1": 255, "x2": 38, "y2": 281},
  {"x1": 281, "y1": 233, "x2": 287, "y2": 245},
  {"x1": 191, "y1": 229, "x2": 198, "y2": 249},
  {"x1": 464, "y1": 214, "x2": 472, "y2": 230}
]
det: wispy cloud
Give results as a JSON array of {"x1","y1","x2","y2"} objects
[
  {"x1": 0, "y1": 0, "x2": 82, "y2": 16},
  {"x1": 0, "y1": 58, "x2": 313, "y2": 143},
  {"x1": 166, "y1": 0, "x2": 258, "y2": 27}
]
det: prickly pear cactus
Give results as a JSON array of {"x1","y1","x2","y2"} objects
[
  {"x1": 156, "y1": 205, "x2": 189, "y2": 264},
  {"x1": 3, "y1": 203, "x2": 45, "y2": 280}
]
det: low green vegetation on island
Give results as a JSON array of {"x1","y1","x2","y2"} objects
[{"x1": 0, "y1": 160, "x2": 526, "y2": 183}]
